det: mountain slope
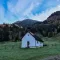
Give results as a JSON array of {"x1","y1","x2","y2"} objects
[
  {"x1": 14, "y1": 19, "x2": 41, "y2": 27},
  {"x1": 43, "y1": 11, "x2": 60, "y2": 25}
]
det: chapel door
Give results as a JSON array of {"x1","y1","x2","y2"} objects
[{"x1": 27, "y1": 41, "x2": 30, "y2": 48}]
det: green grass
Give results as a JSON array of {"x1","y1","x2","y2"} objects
[{"x1": 0, "y1": 37, "x2": 60, "y2": 60}]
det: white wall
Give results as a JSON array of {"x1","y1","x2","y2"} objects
[
  {"x1": 21, "y1": 32, "x2": 43, "y2": 48},
  {"x1": 36, "y1": 41, "x2": 43, "y2": 47},
  {"x1": 21, "y1": 33, "x2": 36, "y2": 48}
]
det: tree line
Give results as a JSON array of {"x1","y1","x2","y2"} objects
[
  {"x1": 0, "y1": 23, "x2": 60, "y2": 42},
  {"x1": 0, "y1": 24, "x2": 23, "y2": 42}
]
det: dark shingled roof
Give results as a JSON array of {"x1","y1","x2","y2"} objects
[
  {"x1": 32, "y1": 35, "x2": 43, "y2": 42},
  {"x1": 30, "y1": 32, "x2": 44, "y2": 42}
]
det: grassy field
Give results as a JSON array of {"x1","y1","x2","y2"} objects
[{"x1": 0, "y1": 36, "x2": 60, "y2": 60}]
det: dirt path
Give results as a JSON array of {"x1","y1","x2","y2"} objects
[{"x1": 42, "y1": 55, "x2": 60, "y2": 60}]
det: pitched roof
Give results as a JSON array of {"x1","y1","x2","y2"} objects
[
  {"x1": 22, "y1": 32, "x2": 44, "y2": 42},
  {"x1": 33, "y1": 35, "x2": 43, "y2": 42},
  {"x1": 29, "y1": 32, "x2": 44, "y2": 42}
]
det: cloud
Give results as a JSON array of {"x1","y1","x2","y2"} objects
[
  {"x1": 8, "y1": 0, "x2": 42, "y2": 15},
  {"x1": 0, "y1": 6, "x2": 8, "y2": 23},
  {"x1": 8, "y1": 0, "x2": 60, "y2": 22},
  {"x1": 8, "y1": 0, "x2": 32, "y2": 14},
  {"x1": 0, "y1": 0, "x2": 60, "y2": 23},
  {"x1": 7, "y1": 0, "x2": 34, "y2": 21},
  {"x1": 23, "y1": 0, "x2": 42, "y2": 17},
  {"x1": 23, "y1": 3, "x2": 35, "y2": 16},
  {"x1": 57, "y1": 0, "x2": 60, "y2": 1},
  {"x1": 26, "y1": 5, "x2": 60, "y2": 21},
  {"x1": 7, "y1": 0, "x2": 42, "y2": 22}
]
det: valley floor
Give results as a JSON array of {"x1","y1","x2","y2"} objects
[{"x1": 0, "y1": 36, "x2": 60, "y2": 60}]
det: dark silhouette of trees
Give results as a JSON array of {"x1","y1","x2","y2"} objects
[{"x1": 0, "y1": 24, "x2": 23, "y2": 42}]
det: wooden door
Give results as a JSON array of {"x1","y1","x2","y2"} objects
[{"x1": 27, "y1": 41, "x2": 30, "y2": 48}]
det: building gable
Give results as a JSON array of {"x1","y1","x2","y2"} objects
[
  {"x1": 22, "y1": 32, "x2": 43, "y2": 42},
  {"x1": 22, "y1": 32, "x2": 35, "y2": 41}
]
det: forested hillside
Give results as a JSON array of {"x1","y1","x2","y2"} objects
[{"x1": 0, "y1": 11, "x2": 60, "y2": 42}]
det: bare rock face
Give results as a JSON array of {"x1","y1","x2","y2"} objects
[{"x1": 42, "y1": 55, "x2": 60, "y2": 60}]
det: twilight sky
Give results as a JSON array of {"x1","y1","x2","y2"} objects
[{"x1": 0, "y1": 0, "x2": 60, "y2": 23}]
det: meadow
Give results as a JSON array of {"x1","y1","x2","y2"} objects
[{"x1": 0, "y1": 36, "x2": 60, "y2": 60}]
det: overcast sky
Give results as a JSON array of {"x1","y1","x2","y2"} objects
[{"x1": 0, "y1": 0, "x2": 60, "y2": 23}]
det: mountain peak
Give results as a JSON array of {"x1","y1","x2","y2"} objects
[
  {"x1": 43, "y1": 11, "x2": 60, "y2": 24},
  {"x1": 48, "y1": 11, "x2": 60, "y2": 18},
  {"x1": 14, "y1": 19, "x2": 41, "y2": 28},
  {"x1": 23, "y1": 19, "x2": 32, "y2": 20}
]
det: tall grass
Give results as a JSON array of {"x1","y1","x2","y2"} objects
[{"x1": 0, "y1": 37, "x2": 60, "y2": 60}]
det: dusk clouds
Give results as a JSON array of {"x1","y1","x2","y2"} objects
[{"x1": 0, "y1": 0, "x2": 60, "y2": 23}]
